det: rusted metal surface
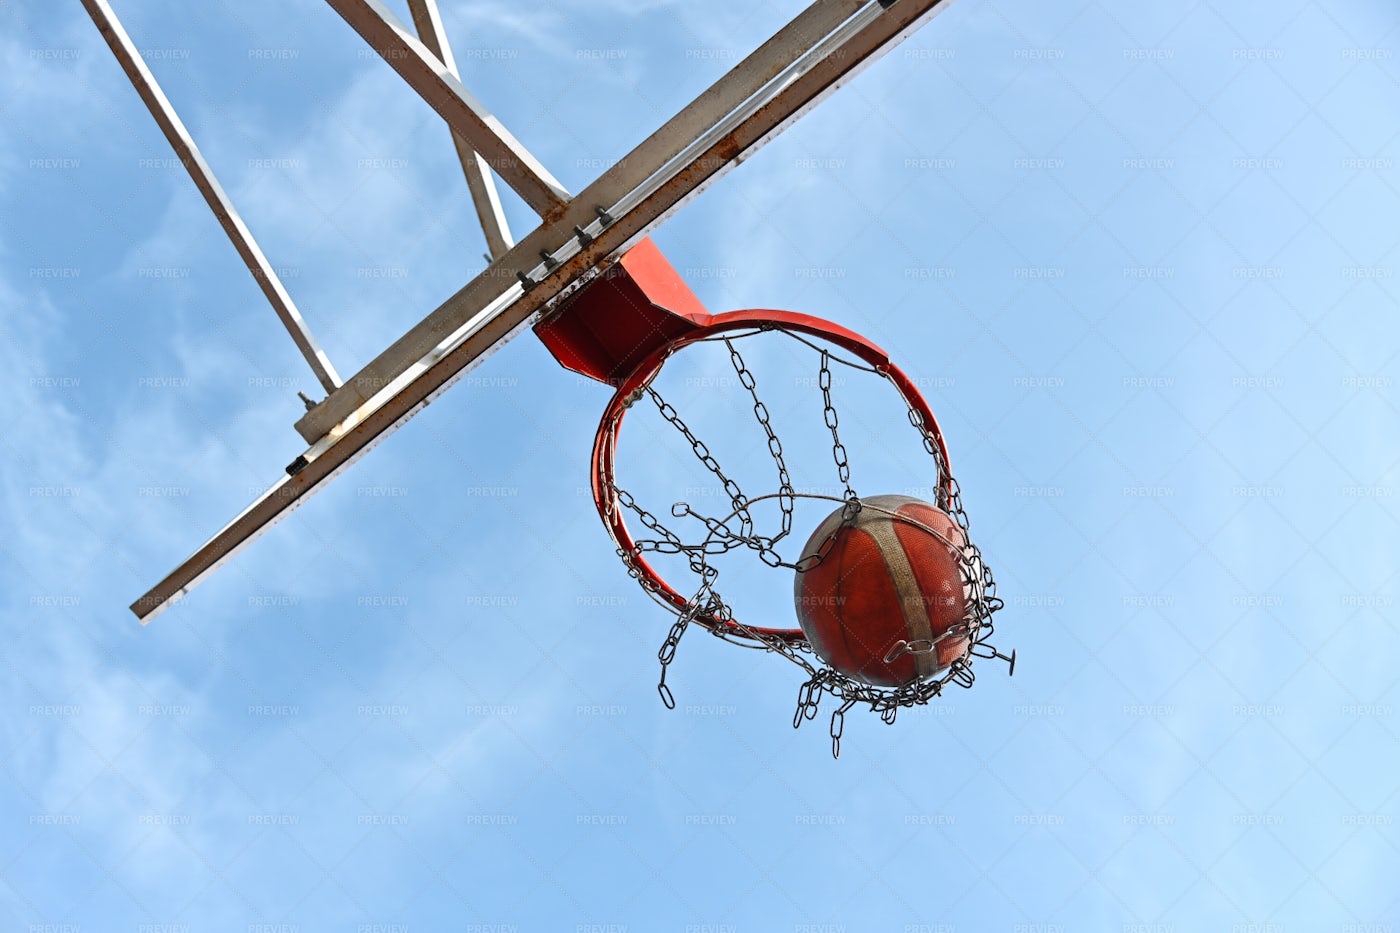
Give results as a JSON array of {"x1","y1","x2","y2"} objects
[{"x1": 294, "y1": 0, "x2": 875, "y2": 442}]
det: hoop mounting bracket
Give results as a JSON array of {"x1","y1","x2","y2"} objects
[{"x1": 533, "y1": 238, "x2": 711, "y2": 386}]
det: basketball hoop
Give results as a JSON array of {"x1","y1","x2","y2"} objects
[
  {"x1": 534, "y1": 244, "x2": 1013, "y2": 757},
  {"x1": 91, "y1": 0, "x2": 1003, "y2": 756}
]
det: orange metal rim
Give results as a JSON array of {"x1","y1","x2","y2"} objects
[{"x1": 590, "y1": 308, "x2": 955, "y2": 642}]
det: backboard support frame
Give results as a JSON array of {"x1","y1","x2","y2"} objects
[{"x1": 100, "y1": 0, "x2": 958, "y2": 621}]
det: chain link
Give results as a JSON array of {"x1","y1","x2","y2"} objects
[
  {"x1": 656, "y1": 616, "x2": 687, "y2": 709},
  {"x1": 647, "y1": 386, "x2": 755, "y2": 539},
  {"x1": 727, "y1": 337, "x2": 795, "y2": 545},
  {"x1": 830, "y1": 697, "x2": 856, "y2": 759},
  {"x1": 819, "y1": 351, "x2": 857, "y2": 504},
  {"x1": 612, "y1": 484, "x2": 688, "y2": 555}
]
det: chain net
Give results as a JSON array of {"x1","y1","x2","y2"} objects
[{"x1": 603, "y1": 328, "x2": 1011, "y2": 757}]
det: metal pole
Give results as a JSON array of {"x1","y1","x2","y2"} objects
[
  {"x1": 405, "y1": 0, "x2": 514, "y2": 259},
  {"x1": 80, "y1": 0, "x2": 343, "y2": 395},
  {"x1": 326, "y1": 0, "x2": 571, "y2": 219}
]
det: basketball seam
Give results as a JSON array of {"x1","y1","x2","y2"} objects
[
  {"x1": 831, "y1": 533, "x2": 862, "y2": 679},
  {"x1": 858, "y1": 510, "x2": 938, "y2": 680}
]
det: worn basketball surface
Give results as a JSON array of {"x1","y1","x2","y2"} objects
[{"x1": 794, "y1": 494, "x2": 971, "y2": 687}]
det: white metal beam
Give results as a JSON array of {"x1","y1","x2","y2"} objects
[
  {"x1": 131, "y1": 0, "x2": 957, "y2": 621},
  {"x1": 326, "y1": 0, "x2": 570, "y2": 219},
  {"x1": 81, "y1": 0, "x2": 343, "y2": 395},
  {"x1": 405, "y1": 0, "x2": 514, "y2": 259},
  {"x1": 296, "y1": 0, "x2": 871, "y2": 442}
]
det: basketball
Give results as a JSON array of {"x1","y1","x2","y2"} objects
[{"x1": 793, "y1": 494, "x2": 972, "y2": 687}]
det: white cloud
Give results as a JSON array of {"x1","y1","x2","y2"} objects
[{"x1": 0, "y1": 9, "x2": 578, "y2": 920}]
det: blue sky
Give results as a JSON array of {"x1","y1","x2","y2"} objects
[{"x1": 2, "y1": 0, "x2": 1397, "y2": 930}]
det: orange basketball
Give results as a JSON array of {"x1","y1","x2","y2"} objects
[{"x1": 793, "y1": 494, "x2": 971, "y2": 687}]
